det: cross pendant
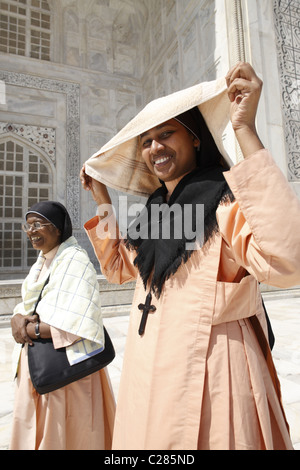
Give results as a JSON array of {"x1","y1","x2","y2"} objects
[{"x1": 138, "y1": 292, "x2": 156, "y2": 335}]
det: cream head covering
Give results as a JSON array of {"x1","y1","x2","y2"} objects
[{"x1": 85, "y1": 77, "x2": 233, "y2": 198}]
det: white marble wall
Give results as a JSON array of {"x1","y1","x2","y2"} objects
[
  {"x1": 0, "y1": 0, "x2": 299, "y2": 279},
  {"x1": 140, "y1": 0, "x2": 230, "y2": 102},
  {"x1": 235, "y1": 0, "x2": 300, "y2": 197}
]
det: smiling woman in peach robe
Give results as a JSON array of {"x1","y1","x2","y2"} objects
[{"x1": 80, "y1": 62, "x2": 300, "y2": 450}]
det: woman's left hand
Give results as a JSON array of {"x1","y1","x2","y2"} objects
[
  {"x1": 226, "y1": 62, "x2": 263, "y2": 133},
  {"x1": 11, "y1": 314, "x2": 38, "y2": 345},
  {"x1": 226, "y1": 62, "x2": 264, "y2": 157}
]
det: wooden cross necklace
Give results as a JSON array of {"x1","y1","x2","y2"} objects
[{"x1": 138, "y1": 292, "x2": 156, "y2": 335}]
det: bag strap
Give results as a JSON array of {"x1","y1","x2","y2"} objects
[{"x1": 32, "y1": 274, "x2": 50, "y2": 316}]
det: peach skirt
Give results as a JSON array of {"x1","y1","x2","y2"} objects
[{"x1": 10, "y1": 345, "x2": 115, "y2": 450}]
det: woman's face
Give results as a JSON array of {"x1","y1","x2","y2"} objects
[
  {"x1": 140, "y1": 119, "x2": 199, "y2": 183},
  {"x1": 25, "y1": 214, "x2": 61, "y2": 254}
]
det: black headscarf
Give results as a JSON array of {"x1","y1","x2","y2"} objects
[
  {"x1": 26, "y1": 201, "x2": 72, "y2": 243},
  {"x1": 175, "y1": 106, "x2": 230, "y2": 171},
  {"x1": 125, "y1": 107, "x2": 234, "y2": 298}
]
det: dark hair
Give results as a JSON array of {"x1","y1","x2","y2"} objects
[{"x1": 175, "y1": 107, "x2": 229, "y2": 170}]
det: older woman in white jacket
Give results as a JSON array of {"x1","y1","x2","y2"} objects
[{"x1": 10, "y1": 201, "x2": 115, "y2": 450}]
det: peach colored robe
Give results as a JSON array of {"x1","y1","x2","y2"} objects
[
  {"x1": 10, "y1": 347, "x2": 115, "y2": 450},
  {"x1": 85, "y1": 150, "x2": 300, "y2": 450}
]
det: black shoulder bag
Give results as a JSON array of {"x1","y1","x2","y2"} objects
[{"x1": 27, "y1": 275, "x2": 115, "y2": 395}]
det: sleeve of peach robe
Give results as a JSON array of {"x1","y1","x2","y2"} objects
[
  {"x1": 84, "y1": 213, "x2": 138, "y2": 284},
  {"x1": 50, "y1": 326, "x2": 80, "y2": 349},
  {"x1": 217, "y1": 149, "x2": 300, "y2": 288}
]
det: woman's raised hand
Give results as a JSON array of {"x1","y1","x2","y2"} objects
[
  {"x1": 226, "y1": 62, "x2": 264, "y2": 157},
  {"x1": 80, "y1": 165, "x2": 111, "y2": 206}
]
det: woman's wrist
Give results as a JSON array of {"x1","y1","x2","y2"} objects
[
  {"x1": 26, "y1": 321, "x2": 51, "y2": 339},
  {"x1": 234, "y1": 125, "x2": 264, "y2": 158},
  {"x1": 26, "y1": 321, "x2": 38, "y2": 339}
]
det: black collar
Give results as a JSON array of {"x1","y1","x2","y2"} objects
[{"x1": 126, "y1": 165, "x2": 234, "y2": 298}]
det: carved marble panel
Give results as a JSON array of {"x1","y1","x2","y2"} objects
[
  {"x1": 0, "y1": 122, "x2": 56, "y2": 164},
  {"x1": 0, "y1": 70, "x2": 80, "y2": 227},
  {"x1": 274, "y1": 0, "x2": 300, "y2": 180}
]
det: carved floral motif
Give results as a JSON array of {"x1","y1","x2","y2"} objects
[
  {"x1": 274, "y1": 0, "x2": 300, "y2": 180},
  {"x1": 0, "y1": 122, "x2": 56, "y2": 163}
]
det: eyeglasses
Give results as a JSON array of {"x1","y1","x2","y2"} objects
[{"x1": 22, "y1": 222, "x2": 53, "y2": 233}]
